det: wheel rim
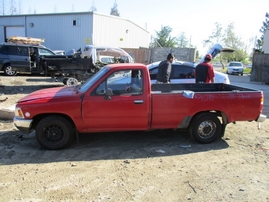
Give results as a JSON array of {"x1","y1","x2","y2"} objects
[
  {"x1": 197, "y1": 120, "x2": 216, "y2": 139},
  {"x1": 66, "y1": 78, "x2": 78, "y2": 86},
  {"x1": 44, "y1": 125, "x2": 64, "y2": 142},
  {"x1": 5, "y1": 66, "x2": 16, "y2": 75}
]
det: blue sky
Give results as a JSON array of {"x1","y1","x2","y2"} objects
[{"x1": 18, "y1": 0, "x2": 269, "y2": 53}]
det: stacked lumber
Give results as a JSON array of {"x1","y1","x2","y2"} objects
[{"x1": 7, "y1": 36, "x2": 45, "y2": 45}]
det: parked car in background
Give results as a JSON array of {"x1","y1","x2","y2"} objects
[
  {"x1": 0, "y1": 37, "x2": 56, "y2": 76},
  {"x1": 147, "y1": 61, "x2": 230, "y2": 84},
  {"x1": 147, "y1": 44, "x2": 233, "y2": 84},
  {"x1": 227, "y1": 62, "x2": 244, "y2": 76},
  {"x1": 246, "y1": 64, "x2": 252, "y2": 68}
]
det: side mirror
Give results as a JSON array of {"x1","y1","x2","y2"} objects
[
  {"x1": 106, "y1": 88, "x2": 113, "y2": 96},
  {"x1": 104, "y1": 88, "x2": 113, "y2": 100}
]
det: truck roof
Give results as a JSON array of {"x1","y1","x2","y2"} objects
[{"x1": 107, "y1": 63, "x2": 147, "y2": 70}]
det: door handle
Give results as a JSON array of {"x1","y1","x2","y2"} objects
[{"x1": 134, "y1": 100, "x2": 143, "y2": 104}]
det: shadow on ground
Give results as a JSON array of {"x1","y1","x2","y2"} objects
[{"x1": 0, "y1": 128, "x2": 229, "y2": 165}]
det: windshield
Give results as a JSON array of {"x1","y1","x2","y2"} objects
[
  {"x1": 229, "y1": 63, "x2": 242, "y2": 67},
  {"x1": 79, "y1": 67, "x2": 110, "y2": 93},
  {"x1": 39, "y1": 48, "x2": 56, "y2": 56}
]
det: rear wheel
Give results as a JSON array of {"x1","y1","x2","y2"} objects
[
  {"x1": 189, "y1": 113, "x2": 221, "y2": 143},
  {"x1": 35, "y1": 115, "x2": 75, "y2": 150},
  {"x1": 3, "y1": 64, "x2": 17, "y2": 76}
]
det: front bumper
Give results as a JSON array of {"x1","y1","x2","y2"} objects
[
  {"x1": 13, "y1": 116, "x2": 33, "y2": 134},
  {"x1": 257, "y1": 114, "x2": 267, "y2": 122},
  {"x1": 228, "y1": 69, "x2": 243, "y2": 74}
]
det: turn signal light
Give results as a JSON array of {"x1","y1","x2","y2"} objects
[
  {"x1": 15, "y1": 107, "x2": 24, "y2": 118},
  {"x1": 261, "y1": 97, "x2": 264, "y2": 104}
]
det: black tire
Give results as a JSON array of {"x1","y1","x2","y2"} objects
[
  {"x1": 35, "y1": 115, "x2": 75, "y2": 150},
  {"x1": 189, "y1": 113, "x2": 221, "y2": 144},
  {"x1": 63, "y1": 78, "x2": 68, "y2": 85},
  {"x1": 3, "y1": 64, "x2": 17, "y2": 76}
]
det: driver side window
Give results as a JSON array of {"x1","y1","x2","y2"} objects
[{"x1": 95, "y1": 69, "x2": 143, "y2": 96}]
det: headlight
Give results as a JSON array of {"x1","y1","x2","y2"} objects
[{"x1": 14, "y1": 107, "x2": 25, "y2": 118}]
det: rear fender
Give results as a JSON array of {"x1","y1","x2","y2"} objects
[{"x1": 179, "y1": 110, "x2": 228, "y2": 129}]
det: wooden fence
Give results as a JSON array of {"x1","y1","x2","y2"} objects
[
  {"x1": 250, "y1": 53, "x2": 269, "y2": 83},
  {"x1": 123, "y1": 47, "x2": 196, "y2": 65}
]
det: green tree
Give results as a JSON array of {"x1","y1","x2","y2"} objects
[
  {"x1": 204, "y1": 22, "x2": 248, "y2": 63},
  {"x1": 177, "y1": 32, "x2": 189, "y2": 48},
  {"x1": 222, "y1": 23, "x2": 247, "y2": 62},
  {"x1": 203, "y1": 22, "x2": 223, "y2": 49},
  {"x1": 152, "y1": 26, "x2": 177, "y2": 48},
  {"x1": 223, "y1": 23, "x2": 243, "y2": 49},
  {"x1": 256, "y1": 12, "x2": 269, "y2": 50},
  {"x1": 110, "y1": 0, "x2": 120, "y2": 16}
]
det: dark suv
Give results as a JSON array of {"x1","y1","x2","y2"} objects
[{"x1": 0, "y1": 43, "x2": 55, "y2": 76}]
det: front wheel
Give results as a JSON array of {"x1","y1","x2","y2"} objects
[
  {"x1": 3, "y1": 64, "x2": 17, "y2": 76},
  {"x1": 35, "y1": 115, "x2": 75, "y2": 150},
  {"x1": 189, "y1": 113, "x2": 221, "y2": 144}
]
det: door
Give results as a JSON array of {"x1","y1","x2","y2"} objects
[
  {"x1": 9, "y1": 45, "x2": 31, "y2": 72},
  {"x1": 30, "y1": 47, "x2": 39, "y2": 72},
  {"x1": 82, "y1": 69, "x2": 150, "y2": 132}
]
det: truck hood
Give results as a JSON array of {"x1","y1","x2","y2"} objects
[{"x1": 18, "y1": 86, "x2": 78, "y2": 103}]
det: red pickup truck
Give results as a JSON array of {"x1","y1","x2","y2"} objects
[{"x1": 13, "y1": 63, "x2": 266, "y2": 150}]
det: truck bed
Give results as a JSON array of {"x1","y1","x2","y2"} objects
[
  {"x1": 150, "y1": 83, "x2": 263, "y2": 129},
  {"x1": 151, "y1": 83, "x2": 259, "y2": 93},
  {"x1": 42, "y1": 56, "x2": 92, "y2": 70}
]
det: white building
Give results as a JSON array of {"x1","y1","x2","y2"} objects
[
  {"x1": 0, "y1": 12, "x2": 150, "y2": 52},
  {"x1": 262, "y1": 29, "x2": 269, "y2": 53}
]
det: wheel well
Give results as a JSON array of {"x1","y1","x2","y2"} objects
[
  {"x1": 31, "y1": 113, "x2": 76, "y2": 130},
  {"x1": 190, "y1": 110, "x2": 228, "y2": 126},
  {"x1": 2, "y1": 63, "x2": 11, "y2": 70}
]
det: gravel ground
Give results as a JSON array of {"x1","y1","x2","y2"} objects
[{"x1": 0, "y1": 74, "x2": 269, "y2": 201}]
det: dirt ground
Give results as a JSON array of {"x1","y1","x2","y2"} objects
[{"x1": 0, "y1": 75, "x2": 269, "y2": 201}]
